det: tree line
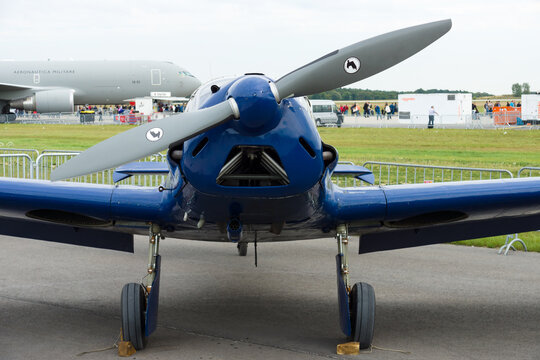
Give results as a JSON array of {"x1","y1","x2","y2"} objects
[
  {"x1": 511, "y1": 83, "x2": 531, "y2": 97},
  {"x1": 308, "y1": 88, "x2": 493, "y2": 101}
]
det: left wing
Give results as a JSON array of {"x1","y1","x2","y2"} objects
[{"x1": 327, "y1": 177, "x2": 540, "y2": 253}]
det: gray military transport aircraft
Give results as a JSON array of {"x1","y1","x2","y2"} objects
[{"x1": 0, "y1": 60, "x2": 201, "y2": 113}]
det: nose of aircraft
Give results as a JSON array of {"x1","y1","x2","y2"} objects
[{"x1": 185, "y1": 76, "x2": 201, "y2": 96}]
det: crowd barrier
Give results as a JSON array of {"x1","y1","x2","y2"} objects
[
  {"x1": 114, "y1": 114, "x2": 152, "y2": 124},
  {"x1": 518, "y1": 167, "x2": 540, "y2": 178},
  {"x1": 0, "y1": 154, "x2": 34, "y2": 179},
  {"x1": 0, "y1": 149, "x2": 167, "y2": 187},
  {"x1": 332, "y1": 161, "x2": 514, "y2": 187},
  {"x1": 0, "y1": 149, "x2": 537, "y2": 189},
  {"x1": 492, "y1": 106, "x2": 521, "y2": 126}
]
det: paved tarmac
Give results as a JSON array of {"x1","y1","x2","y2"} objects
[{"x1": 1, "y1": 235, "x2": 539, "y2": 360}]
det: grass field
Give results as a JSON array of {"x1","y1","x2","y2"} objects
[{"x1": 1, "y1": 124, "x2": 539, "y2": 251}]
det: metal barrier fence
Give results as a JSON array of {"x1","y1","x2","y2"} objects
[
  {"x1": 0, "y1": 149, "x2": 536, "y2": 189},
  {"x1": 0, "y1": 114, "x2": 17, "y2": 123},
  {"x1": 0, "y1": 154, "x2": 34, "y2": 179},
  {"x1": 518, "y1": 167, "x2": 540, "y2": 178},
  {"x1": 8, "y1": 111, "x2": 178, "y2": 125},
  {"x1": 35, "y1": 152, "x2": 167, "y2": 186},
  {"x1": 402, "y1": 114, "x2": 476, "y2": 129},
  {"x1": 332, "y1": 161, "x2": 514, "y2": 187},
  {"x1": 0, "y1": 149, "x2": 166, "y2": 186},
  {"x1": 0, "y1": 148, "x2": 40, "y2": 160}
]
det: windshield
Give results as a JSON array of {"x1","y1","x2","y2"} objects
[
  {"x1": 178, "y1": 70, "x2": 195, "y2": 77},
  {"x1": 185, "y1": 77, "x2": 235, "y2": 112}
]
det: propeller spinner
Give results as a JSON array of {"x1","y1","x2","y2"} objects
[{"x1": 51, "y1": 19, "x2": 451, "y2": 181}]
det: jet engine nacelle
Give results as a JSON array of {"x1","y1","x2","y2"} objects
[{"x1": 10, "y1": 89, "x2": 75, "y2": 113}]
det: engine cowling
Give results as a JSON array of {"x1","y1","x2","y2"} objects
[{"x1": 10, "y1": 89, "x2": 75, "y2": 113}]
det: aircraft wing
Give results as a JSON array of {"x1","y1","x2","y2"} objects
[
  {"x1": 0, "y1": 82, "x2": 36, "y2": 92},
  {"x1": 0, "y1": 178, "x2": 172, "y2": 252},
  {"x1": 329, "y1": 177, "x2": 540, "y2": 254}
]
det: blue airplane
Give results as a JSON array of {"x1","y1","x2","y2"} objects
[{"x1": 1, "y1": 19, "x2": 539, "y2": 351}]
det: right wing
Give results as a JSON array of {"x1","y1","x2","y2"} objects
[{"x1": 0, "y1": 177, "x2": 172, "y2": 252}]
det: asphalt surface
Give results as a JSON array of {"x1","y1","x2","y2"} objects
[{"x1": 1, "y1": 235, "x2": 539, "y2": 360}]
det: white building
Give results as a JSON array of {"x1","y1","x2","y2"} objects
[{"x1": 398, "y1": 93, "x2": 472, "y2": 125}]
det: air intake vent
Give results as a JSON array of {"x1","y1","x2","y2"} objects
[{"x1": 217, "y1": 146, "x2": 289, "y2": 187}]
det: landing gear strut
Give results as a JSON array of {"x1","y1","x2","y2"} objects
[
  {"x1": 335, "y1": 224, "x2": 375, "y2": 349},
  {"x1": 120, "y1": 224, "x2": 163, "y2": 350}
]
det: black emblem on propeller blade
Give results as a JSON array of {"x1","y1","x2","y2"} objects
[
  {"x1": 146, "y1": 128, "x2": 164, "y2": 142},
  {"x1": 343, "y1": 57, "x2": 360, "y2": 74}
]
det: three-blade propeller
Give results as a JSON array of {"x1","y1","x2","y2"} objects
[{"x1": 51, "y1": 19, "x2": 451, "y2": 181}]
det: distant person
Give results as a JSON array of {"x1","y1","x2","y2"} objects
[
  {"x1": 385, "y1": 103, "x2": 391, "y2": 120},
  {"x1": 472, "y1": 104, "x2": 479, "y2": 120},
  {"x1": 389, "y1": 103, "x2": 395, "y2": 115},
  {"x1": 363, "y1": 102, "x2": 369, "y2": 117},
  {"x1": 375, "y1": 104, "x2": 381, "y2": 120},
  {"x1": 428, "y1": 106, "x2": 438, "y2": 128},
  {"x1": 352, "y1": 103, "x2": 358, "y2": 116},
  {"x1": 98, "y1": 107, "x2": 103, "y2": 121}
]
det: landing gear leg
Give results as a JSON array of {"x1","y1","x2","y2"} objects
[
  {"x1": 335, "y1": 224, "x2": 375, "y2": 349},
  {"x1": 121, "y1": 223, "x2": 163, "y2": 350}
]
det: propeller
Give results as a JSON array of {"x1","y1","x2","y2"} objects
[
  {"x1": 50, "y1": 99, "x2": 239, "y2": 181},
  {"x1": 51, "y1": 19, "x2": 451, "y2": 181},
  {"x1": 274, "y1": 19, "x2": 452, "y2": 101}
]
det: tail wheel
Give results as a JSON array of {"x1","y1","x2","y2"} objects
[{"x1": 121, "y1": 283, "x2": 148, "y2": 350}]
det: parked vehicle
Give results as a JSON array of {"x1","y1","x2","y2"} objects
[{"x1": 309, "y1": 99, "x2": 342, "y2": 127}]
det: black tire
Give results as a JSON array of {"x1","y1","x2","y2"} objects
[
  {"x1": 121, "y1": 283, "x2": 147, "y2": 350},
  {"x1": 349, "y1": 282, "x2": 375, "y2": 349},
  {"x1": 237, "y1": 242, "x2": 248, "y2": 256}
]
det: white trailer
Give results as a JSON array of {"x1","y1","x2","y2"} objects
[
  {"x1": 521, "y1": 94, "x2": 540, "y2": 121},
  {"x1": 398, "y1": 93, "x2": 472, "y2": 125}
]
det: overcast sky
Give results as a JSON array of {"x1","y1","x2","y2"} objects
[{"x1": 1, "y1": 0, "x2": 538, "y2": 95}]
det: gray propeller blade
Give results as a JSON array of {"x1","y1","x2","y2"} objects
[
  {"x1": 50, "y1": 99, "x2": 239, "y2": 181},
  {"x1": 274, "y1": 19, "x2": 452, "y2": 100}
]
